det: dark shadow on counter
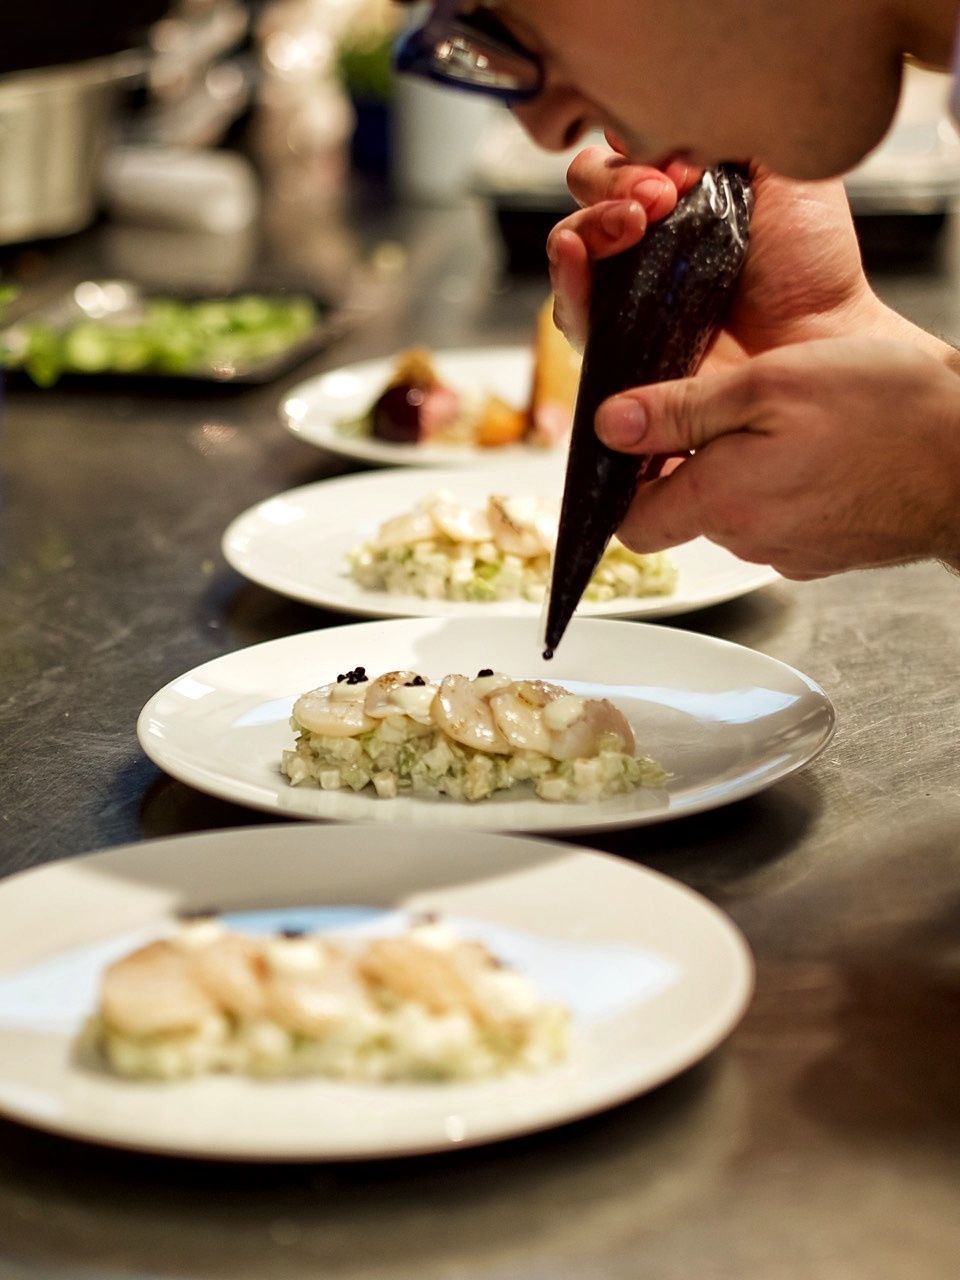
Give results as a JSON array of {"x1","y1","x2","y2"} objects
[
  {"x1": 791, "y1": 851, "x2": 960, "y2": 1146},
  {"x1": 580, "y1": 771, "x2": 824, "y2": 902},
  {"x1": 0, "y1": 1050, "x2": 748, "y2": 1280},
  {"x1": 793, "y1": 956, "x2": 960, "y2": 1146},
  {"x1": 651, "y1": 581, "x2": 794, "y2": 650},
  {"x1": 207, "y1": 574, "x2": 355, "y2": 649},
  {"x1": 139, "y1": 774, "x2": 280, "y2": 842}
]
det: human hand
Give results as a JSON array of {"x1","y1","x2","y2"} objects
[
  {"x1": 595, "y1": 339, "x2": 960, "y2": 578},
  {"x1": 547, "y1": 141, "x2": 877, "y2": 360},
  {"x1": 546, "y1": 142, "x2": 691, "y2": 351}
]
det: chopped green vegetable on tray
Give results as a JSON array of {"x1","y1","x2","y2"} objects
[{"x1": 0, "y1": 294, "x2": 319, "y2": 386}]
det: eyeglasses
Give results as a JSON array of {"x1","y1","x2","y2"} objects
[{"x1": 393, "y1": 0, "x2": 544, "y2": 103}]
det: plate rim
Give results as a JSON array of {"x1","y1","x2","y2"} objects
[
  {"x1": 220, "y1": 469, "x2": 782, "y2": 621},
  {"x1": 136, "y1": 616, "x2": 836, "y2": 834},
  {"x1": 0, "y1": 823, "x2": 755, "y2": 1162}
]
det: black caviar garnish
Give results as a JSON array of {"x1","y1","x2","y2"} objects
[
  {"x1": 477, "y1": 668, "x2": 494, "y2": 678},
  {"x1": 339, "y1": 665, "x2": 368, "y2": 686},
  {"x1": 279, "y1": 927, "x2": 307, "y2": 939},
  {"x1": 404, "y1": 674, "x2": 427, "y2": 687}
]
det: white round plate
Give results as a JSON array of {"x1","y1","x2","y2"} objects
[
  {"x1": 137, "y1": 617, "x2": 834, "y2": 833},
  {"x1": 281, "y1": 345, "x2": 563, "y2": 468},
  {"x1": 222, "y1": 468, "x2": 780, "y2": 620},
  {"x1": 0, "y1": 825, "x2": 754, "y2": 1160}
]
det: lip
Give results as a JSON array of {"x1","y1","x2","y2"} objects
[{"x1": 602, "y1": 125, "x2": 703, "y2": 178}]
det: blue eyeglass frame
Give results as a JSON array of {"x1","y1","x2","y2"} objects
[{"x1": 393, "y1": 0, "x2": 544, "y2": 103}]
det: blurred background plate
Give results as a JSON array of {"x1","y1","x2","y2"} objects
[
  {"x1": 221, "y1": 468, "x2": 780, "y2": 620},
  {"x1": 0, "y1": 824, "x2": 754, "y2": 1160},
  {"x1": 281, "y1": 345, "x2": 563, "y2": 467}
]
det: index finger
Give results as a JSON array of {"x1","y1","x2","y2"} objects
[
  {"x1": 603, "y1": 129, "x2": 703, "y2": 196},
  {"x1": 566, "y1": 146, "x2": 678, "y2": 222}
]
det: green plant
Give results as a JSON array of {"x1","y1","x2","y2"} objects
[{"x1": 337, "y1": 32, "x2": 395, "y2": 103}]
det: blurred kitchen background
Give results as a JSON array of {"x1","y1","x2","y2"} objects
[{"x1": 2, "y1": 0, "x2": 960, "y2": 376}]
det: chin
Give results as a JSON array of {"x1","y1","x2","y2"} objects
[
  {"x1": 756, "y1": 129, "x2": 889, "y2": 180},
  {"x1": 760, "y1": 89, "x2": 903, "y2": 181}
]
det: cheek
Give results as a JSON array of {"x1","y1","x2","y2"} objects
[{"x1": 524, "y1": 0, "x2": 900, "y2": 180}]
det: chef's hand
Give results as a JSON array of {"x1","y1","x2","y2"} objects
[
  {"x1": 548, "y1": 143, "x2": 952, "y2": 366},
  {"x1": 595, "y1": 339, "x2": 960, "y2": 578},
  {"x1": 548, "y1": 140, "x2": 960, "y2": 575},
  {"x1": 546, "y1": 143, "x2": 689, "y2": 350}
]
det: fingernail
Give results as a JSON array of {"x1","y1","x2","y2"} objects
[
  {"x1": 632, "y1": 177, "x2": 668, "y2": 207},
  {"x1": 546, "y1": 234, "x2": 559, "y2": 264},
  {"x1": 598, "y1": 397, "x2": 647, "y2": 445}
]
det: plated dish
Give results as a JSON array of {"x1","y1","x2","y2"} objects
[
  {"x1": 331, "y1": 303, "x2": 580, "y2": 454},
  {"x1": 0, "y1": 825, "x2": 754, "y2": 1159},
  {"x1": 87, "y1": 910, "x2": 568, "y2": 1084},
  {"x1": 137, "y1": 616, "x2": 835, "y2": 833},
  {"x1": 347, "y1": 491, "x2": 676, "y2": 605},
  {"x1": 221, "y1": 468, "x2": 780, "y2": 620},
  {"x1": 282, "y1": 666, "x2": 665, "y2": 803},
  {"x1": 282, "y1": 345, "x2": 567, "y2": 468}
]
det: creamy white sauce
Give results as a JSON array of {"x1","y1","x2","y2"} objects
[
  {"x1": 265, "y1": 937, "x2": 328, "y2": 975},
  {"x1": 330, "y1": 679, "x2": 369, "y2": 703}
]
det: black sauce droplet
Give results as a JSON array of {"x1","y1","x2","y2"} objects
[
  {"x1": 542, "y1": 648, "x2": 554, "y2": 661},
  {"x1": 477, "y1": 668, "x2": 494, "y2": 678}
]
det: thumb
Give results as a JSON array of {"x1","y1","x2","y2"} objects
[{"x1": 595, "y1": 366, "x2": 757, "y2": 455}]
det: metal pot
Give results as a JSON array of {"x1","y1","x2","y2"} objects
[{"x1": 0, "y1": 52, "x2": 142, "y2": 245}]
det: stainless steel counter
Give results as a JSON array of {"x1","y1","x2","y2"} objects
[{"x1": 1, "y1": 193, "x2": 959, "y2": 1280}]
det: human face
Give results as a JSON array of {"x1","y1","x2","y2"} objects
[{"x1": 487, "y1": 0, "x2": 906, "y2": 179}]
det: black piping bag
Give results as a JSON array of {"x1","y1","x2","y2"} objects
[{"x1": 542, "y1": 164, "x2": 753, "y2": 658}]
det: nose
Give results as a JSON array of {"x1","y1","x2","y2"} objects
[{"x1": 513, "y1": 86, "x2": 595, "y2": 152}]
